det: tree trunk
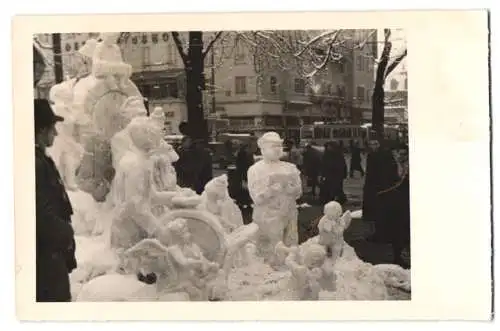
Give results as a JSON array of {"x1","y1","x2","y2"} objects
[
  {"x1": 371, "y1": 29, "x2": 392, "y2": 141},
  {"x1": 185, "y1": 31, "x2": 207, "y2": 140},
  {"x1": 52, "y1": 33, "x2": 63, "y2": 84}
]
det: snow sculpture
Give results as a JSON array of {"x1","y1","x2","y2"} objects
[
  {"x1": 107, "y1": 116, "x2": 171, "y2": 250},
  {"x1": 92, "y1": 32, "x2": 132, "y2": 91},
  {"x1": 47, "y1": 80, "x2": 84, "y2": 191},
  {"x1": 198, "y1": 175, "x2": 244, "y2": 233},
  {"x1": 76, "y1": 213, "x2": 260, "y2": 302},
  {"x1": 247, "y1": 131, "x2": 302, "y2": 265},
  {"x1": 274, "y1": 242, "x2": 336, "y2": 300},
  {"x1": 72, "y1": 34, "x2": 145, "y2": 202}
]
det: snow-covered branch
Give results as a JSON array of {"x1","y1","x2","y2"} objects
[{"x1": 171, "y1": 31, "x2": 188, "y2": 66}]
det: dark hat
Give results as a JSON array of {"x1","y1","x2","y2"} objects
[{"x1": 34, "y1": 98, "x2": 64, "y2": 131}]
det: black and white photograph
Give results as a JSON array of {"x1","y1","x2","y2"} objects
[
  {"x1": 14, "y1": 10, "x2": 491, "y2": 320},
  {"x1": 32, "y1": 28, "x2": 410, "y2": 302}
]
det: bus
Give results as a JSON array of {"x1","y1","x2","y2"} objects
[
  {"x1": 299, "y1": 123, "x2": 368, "y2": 148},
  {"x1": 299, "y1": 122, "x2": 402, "y2": 149}
]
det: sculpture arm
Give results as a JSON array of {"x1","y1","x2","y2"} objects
[
  {"x1": 247, "y1": 166, "x2": 272, "y2": 205},
  {"x1": 122, "y1": 165, "x2": 160, "y2": 236},
  {"x1": 167, "y1": 246, "x2": 200, "y2": 269},
  {"x1": 92, "y1": 46, "x2": 131, "y2": 77}
]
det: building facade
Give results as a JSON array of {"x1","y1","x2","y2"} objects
[
  {"x1": 33, "y1": 31, "x2": 378, "y2": 139},
  {"x1": 118, "y1": 30, "x2": 377, "y2": 139}
]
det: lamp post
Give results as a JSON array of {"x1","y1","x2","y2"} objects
[{"x1": 51, "y1": 33, "x2": 63, "y2": 83}]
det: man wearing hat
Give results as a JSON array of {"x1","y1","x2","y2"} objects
[{"x1": 34, "y1": 99, "x2": 77, "y2": 302}]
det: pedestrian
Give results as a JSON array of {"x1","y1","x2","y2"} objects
[
  {"x1": 302, "y1": 143, "x2": 321, "y2": 199},
  {"x1": 235, "y1": 142, "x2": 254, "y2": 206},
  {"x1": 288, "y1": 141, "x2": 303, "y2": 170},
  {"x1": 319, "y1": 141, "x2": 347, "y2": 205},
  {"x1": 362, "y1": 138, "x2": 400, "y2": 242},
  {"x1": 349, "y1": 140, "x2": 365, "y2": 178},
  {"x1": 376, "y1": 144, "x2": 410, "y2": 268},
  {"x1": 193, "y1": 139, "x2": 214, "y2": 195},
  {"x1": 34, "y1": 99, "x2": 77, "y2": 302}
]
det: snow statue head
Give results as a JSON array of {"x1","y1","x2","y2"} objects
[
  {"x1": 119, "y1": 96, "x2": 148, "y2": 129},
  {"x1": 99, "y1": 32, "x2": 121, "y2": 45},
  {"x1": 204, "y1": 175, "x2": 229, "y2": 201},
  {"x1": 49, "y1": 81, "x2": 74, "y2": 106},
  {"x1": 323, "y1": 201, "x2": 343, "y2": 222},
  {"x1": 302, "y1": 243, "x2": 327, "y2": 269},
  {"x1": 77, "y1": 38, "x2": 98, "y2": 71},
  {"x1": 151, "y1": 106, "x2": 165, "y2": 130},
  {"x1": 165, "y1": 218, "x2": 192, "y2": 245},
  {"x1": 257, "y1": 131, "x2": 284, "y2": 162},
  {"x1": 128, "y1": 116, "x2": 163, "y2": 153}
]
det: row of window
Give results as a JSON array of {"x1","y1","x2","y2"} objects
[
  {"x1": 356, "y1": 54, "x2": 374, "y2": 72},
  {"x1": 120, "y1": 33, "x2": 171, "y2": 45}
]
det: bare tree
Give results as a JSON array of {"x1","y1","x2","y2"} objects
[
  {"x1": 171, "y1": 31, "x2": 224, "y2": 140},
  {"x1": 372, "y1": 29, "x2": 407, "y2": 139}
]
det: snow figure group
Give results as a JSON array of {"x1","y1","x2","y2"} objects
[
  {"x1": 49, "y1": 32, "x2": 411, "y2": 302},
  {"x1": 272, "y1": 200, "x2": 411, "y2": 300}
]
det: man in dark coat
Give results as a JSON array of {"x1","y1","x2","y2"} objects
[
  {"x1": 376, "y1": 145, "x2": 410, "y2": 267},
  {"x1": 349, "y1": 140, "x2": 365, "y2": 178},
  {"x1": 319, "y1": 141, "x2": 347, "y2": 205},
  {"x1": 362, "y1": 139, "x2": 400, "y2": 242},
  {"x1": 302, "y1": 143, "x2": 321, "y2": 199},
  {"x1": 34, "y1": 99, "x2": 77, "y2": 302}
]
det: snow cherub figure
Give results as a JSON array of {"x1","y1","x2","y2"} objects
[
  {"x1": 247, "y1": 131, "x2": 302, "y2": 265},
  {"x1": 198, "y1": 175, "x2": 244, "y2": 233},
  {"x1": 317, "y1": 201, "x2": 352, "y2": 263},
  {"x1": 156, "y1": 218, "x2": 220, "y2": 301},
  {"x1": 47, "y1": 80, "x2": 84, "y2": 191},
  {"x1": 275, "y1": 242, "x2": 336, "y2": 300},
  {"x1": 92, "y1": 32, "x2": 132, "y2": 90}
]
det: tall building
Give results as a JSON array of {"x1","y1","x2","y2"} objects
[{"x1": 120, "y1": 30, "x2": 377, "y2": 139}]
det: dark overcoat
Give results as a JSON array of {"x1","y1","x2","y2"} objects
[{"x1": 35, "y1": 146, "x2": 77, "y2": 302}]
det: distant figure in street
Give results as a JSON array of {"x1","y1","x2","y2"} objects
[
  {"x1": 376, "y1": 144, "x2": 410, "y2": 268},
  {"x1": 288, "y1": 141, "x2": 303, "y2": 170},
  {"x1": 302, "y1": 143, "x2": 321, "y2": 199},
  {"x1": 35, "y1": 99, "x2": 77, "y2": 302},
  {"x1": 235, "y1": 142, "x2": 254, "y2": 206},
  {"x1": 362, "y1": 138, "x2": 400, "y2": 242},
  {"x1": 192, "y1": 139, "x2": 214, "y2": 195},
  {"x1": 319, "y1": 141, "x2": 347, "y2": 205},
  {"x1": 223, "y1": 139, "x2": 234, "y2": 169},
  {"x1": 349, "y1": 140, "x2": 365, "y2": 178}
]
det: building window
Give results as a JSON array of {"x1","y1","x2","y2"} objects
[
  {"x1": 142, "y1": 34, "x2": 148, "y2": 44},
  {"x1": 356, "y1": 55, "x2": 363, "y2": 71},
  {"x1": 366, "y1": 89, "x2": 371, "y2": 103},
  {"x1": 65, "y1": 43, "x2": 71, "y2": 52},
  {"x1": 294, "y1": 78, "x2": 306, "y2": 94},
  {"x1": 338, "y1": 61, "x2": 345, "y2": 74},
  {"x1": 234, "y1": 41, "x2": 245, "y2": 64},
  {"x1": 270, "y1": 76, "x2": 277, "y2": 94},
  {"x1": 390, "y1": 79, "x2": 399, "y2": 91},
  {"x1": 235, "y1": 76, "x2": 247, "y2": 94},
  {"x1": 225, "y1": 90, "x2": 232, "y2": 97},
  {"x1": 141, "y1": 47, "x2": 150, "y2": 67},
  {"x1": 132, "y1": 36, "x2": 138, "y2": 44},
  {"x1": 162, "y1": 33, "x2": 169, "y2": 42},
  {"x1": 82, "y1": 40, "x2": 86, "y2": 46},
  {"x1": 365, "y1": 58, "x2": 371, "y2": 71},
  {"x1": 152, "y1": 33, "x2": 159, "y2": 44},
  {"x1": 357, "y1": 86, "x2": 365, "y2": 102},
  {"x1": 404, "y1": 77, "x2": 408, "y2": 90},
  {"x1": 74, "y1": 42, "x2": 79, "y2": 51}
]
